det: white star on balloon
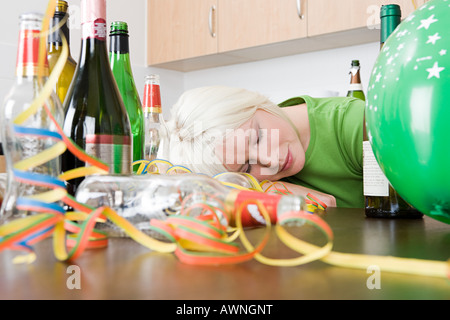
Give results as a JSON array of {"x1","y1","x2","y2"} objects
[
  {"x1": 426, "y1": 33, "x2": 441, "y2": 45},
  {"x1": 417, "y1": 14, "x2": 438, "y2": 30},
  {"x1": 375, "y1": 73, "x2": 382, "y2": 82},
  {"x1": 439, "y1": 49, "x2": 447, "y2": 56},
  {"x1": 396, "y1": 30, "x2": 408, "y2": 38},
  {"x1": 426, "y1": 62, "x2": 444, "y2": 79}
]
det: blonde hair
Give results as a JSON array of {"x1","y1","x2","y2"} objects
[{"x1": 159, "y1": 86, "x2": 294, "y2": 176}]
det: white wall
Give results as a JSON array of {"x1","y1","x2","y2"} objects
[
  {"x1": 184, "y1": 42, "x2": 379, "y2": 105},
  {"x1": 1, "y1": 0, "x2": 380, "y2": 121}
]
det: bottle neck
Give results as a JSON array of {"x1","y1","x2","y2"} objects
[
  {"x1": 16, "y1": 28, "x2": 49, "y2": 78},
  {"x1": 109, "y1": 33, "x2": 133, "y2": 70},
  {"x1": 109, "y1": 33, "x2": 130, "y2": 54},
  {"x1": 81, "y1": 0, "x2": 107, "y2": 41},
  {"x1": 48, "y1": 12, "x2": 71, "y2": 48},
  {"x1": 143, "y1": 82, "x2": 162, "y2": 114},
  {"x1": 79, "y1": 0, "x2": 108, "y2": 65},
  {"x1": 380, "y1": 15, "x2": 401, "y2": 47},
  {"x1": 349, "y1": 66, "x2": 362, "y2": 85}
]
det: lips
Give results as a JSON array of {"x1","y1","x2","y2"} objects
[{"x1": 280, "y1": 149, "x2": 292, "y2": 173}]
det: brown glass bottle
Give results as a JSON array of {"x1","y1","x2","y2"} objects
[{"x1": 363, "y1": 4, "x2": 422, "y2": 219}]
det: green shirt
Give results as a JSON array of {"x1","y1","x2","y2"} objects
[{"x1": 278, "y1": 95, "x2": 364, "y2": 208}]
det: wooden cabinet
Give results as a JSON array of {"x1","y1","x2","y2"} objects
[
  {"x1": 147, "y1": 0, "x2": 307, "y2": 67},
  {"x1": 147, "y1": 0, "x2": 217, "y2": 65},
  {"x1": 217, "y1": 0, "x2": 307, "y2": 52},
  {"x1": 147, "y1": 0, "x2": 430, "y2": 71}
]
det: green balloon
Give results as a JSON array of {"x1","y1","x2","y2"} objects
[{"x1": 366, "y1": 0, "x2": 450, "y2": 224}]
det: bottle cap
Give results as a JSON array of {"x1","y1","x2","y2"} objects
[
  {"x1": 145, "y1": 74, "x2": 160, "y2": 83},
  {"x1": 55, "y1": 0, "x2": 68, "y2": 14},
  {"x1": 380, "y1": 4, "x2": 402, "y2": 44},
  {"x1": 380, "y1": 4, "x2": 401, "y2": 18},
  {"x1": 19, "y1": 12, "x2": 43, "y2": 24},
  {"x1": 81, "y1": 0, "x2": 106, "y2": 25},
  {"x1": 110, "y1": 21, "x2": 129, "y2": 35},
  {"x1": 351, "y1": 60, "x2": 360, "y2": 67}
]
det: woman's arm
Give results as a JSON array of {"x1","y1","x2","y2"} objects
[{"x1": 264, "y1": 181, "x2": 337, "y2": 208}]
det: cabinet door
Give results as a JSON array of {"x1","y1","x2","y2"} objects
[
  {"x1": 218, "y1": 0, "x2": 307, "y2": 53},
  {"x1": 147, "y1": 0, "x2": 217, "y2": 65},
  {"x1": 308, "y1": 0, "x2": 421, "y2": 37}
]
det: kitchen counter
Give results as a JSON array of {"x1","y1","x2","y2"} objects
[{"x1": 0, "y1": 207, "x2": 449, "y2": 300}]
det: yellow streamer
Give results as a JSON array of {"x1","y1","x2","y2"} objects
[
  {"x1": 28, "y1": 188, "x2": 67, "y2": 203},
  {"x1": 14, "y1": 141, "x2": 66, "y2": 171},
  {"x1": 277, "y1": 226, "x2": 449, "y2": 279},
  {"x1": 58, "y1": 166, "x2": 108, "y2": 181}
]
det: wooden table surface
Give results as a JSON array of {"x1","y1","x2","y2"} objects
[{"x1": 0, "y1": 207, "x2": 449, "y2": 300}]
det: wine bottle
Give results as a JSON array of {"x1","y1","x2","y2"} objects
[
  {"x1": 346, "y1": 60, "x2": 365, "y2": 101},
  {"x1": 109, "y1": 21, "x2": 144, "y2": 167},
  {"x1": 143, "y1": 74, "x2": 162, "y2": 164},
  {"x1": 75, "y1": 173, "x2": 308, "y2": 237},
  {"x1": 47, "y1": 0, "x2": 77, "y2": 103},
  {"x1": 62, "y1": 0, "x2": 132, "y2": 198},
  {"x1": 363, "y1": 4, "x2": 422, "y2": 219},
  {"x1": 0, "y1": 139, "x2": 4, "y2": 173},
  {"x1": 0, "y1": 174, "x2": 5, "y2": 210},
  {"x1": 0, "y1": 13, "x2": 64, "y2": 221}
]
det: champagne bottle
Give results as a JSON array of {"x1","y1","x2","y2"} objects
[
  {"x1": 62, "y1": 0, "x2": 132, "y2": 198},
  {"x1": 109, "y1": 21, "x2": 144, "y2": 168},
  {"x1": 143, "y1": 74, "x2": 162, "y2": 163},
  {"x1": 346, "y1": 60, "x2": 365, "y2": 101},
  {"x1": 75, "y1": 173, "x2": 308, "y2": 237},
  {"x1": 0, "y1": 13, "x2": 64, "y2": 221},
  {"x1": 363, "y1": 4, "x2": 422, "y2": 219},
  {"x1": 47, "y1": 0, "x2": 77, "y2": 104}
]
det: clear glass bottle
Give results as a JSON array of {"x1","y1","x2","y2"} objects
[
  {"x1": 0, "y1": 13, "x2": 64, "y2": 222},
  {"x1": 62, "y1": 0, "x2": 132, "y2": 198},
  {"x1": 109, "y1": 21, "x2": 144, "y2": 168},
  {"x1": 363, "y1": 4, "x2": 422, "y2": 219},
  {"x1": 47, "y1": 0, "x2": 77, "y2": 104},
  {"x1": 75, "y1": 173, "x2": 308, "y2": 237},
  {"x1": 346, "y1": 60, "x2": 365, "y2": 101},
  {"x1": 143, "y1": 74, "x2": 162, "y2": 164}
]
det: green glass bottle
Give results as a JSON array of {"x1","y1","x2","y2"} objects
[
  {"x1": 109, "y1": 21, "x2": 144, "y2": 168},
  {"x1": 62, "y1": 0, "x2": 132, "y2": 198},
  {"x1": 346, "y1": 60, "x2": 365, "y2": 101},
  {"x1": 363, "y1": 4, "x2": 422, "y2": 219}
]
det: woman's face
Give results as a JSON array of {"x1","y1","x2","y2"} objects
[{"x1": 215, "y1": 109, "x2": 306, "y2": 181}]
